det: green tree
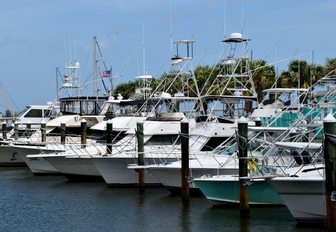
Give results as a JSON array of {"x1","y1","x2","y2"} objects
[
  {"x1": 112, "y1": 81, "x2": 137, "y2": 99},
  {"x1": 323, "y1": 58, "x2": 336, "y2": 76},
  {"x1": 249, "y1": 60, "x2": 276, "y2": 102}
]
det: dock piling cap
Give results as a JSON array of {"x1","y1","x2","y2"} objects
[
  {"x1": 323, "y1": 113, "x2": 336, "y2": 122},
  {"x1": 238, "y1": 116, "x2": 248, "y2": 123}
]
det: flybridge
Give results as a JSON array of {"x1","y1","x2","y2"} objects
[{"x1": 58, "y1": 96, "x2": 108, "y2": 116}]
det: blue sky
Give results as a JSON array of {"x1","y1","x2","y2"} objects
[{"x1": 0, "y1": 0, "x2": 335, "y2": 112}]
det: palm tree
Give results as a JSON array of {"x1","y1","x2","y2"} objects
[
  {"x1": 249, "y1": 59, "x2": 276, "y2": 102},
  {"x1": 323, "y1": 58, "x2": 336, "y2": 76},
  {"x1": 112, "y1": 81, "x2": 137, "y2": 99},
  {"x1": 194, "y1": 65, "x2": 212, "y2": 95},
  {"x1": 287, "y1": 60, "x2": 311, "y2": 88}
]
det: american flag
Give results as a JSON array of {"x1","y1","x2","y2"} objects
[{"x1": 102, "y1": 70, "x2": 111, "y2": 78}]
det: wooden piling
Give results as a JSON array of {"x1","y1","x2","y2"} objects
[
  {"x1": 26, "y1": 122, "x2": 31, "y2": 137},
  {"x1": 181, "y1": 121, "x2": 189, "y2": 199},
  {"x1": 136, "y1": 122, "x2": 145, "y2": 189},
  {"x1": 106, "y1": 122, "x2": 113, "y2": 154},
  {"x1": 323, "y1": 113, "x2": 336, "y2": 231},
  {"x1": 41, "y1": 121, "x2": 46, "y2": 143},
  {"x1": 81, "y1": 119, "x2": 87, "y2": 148},
  {"x1": 2, "y1": 122, "x2": 7, "y2": 140},
  {"x1": 60, "y1": 123, "x2": 66, "y2": 145},
  {"x1": 14, "y1": 122, "x2": 18, "y2": 140},
  {"x1": 238, "y1": 116, "x2": 249, "y2": 218}
]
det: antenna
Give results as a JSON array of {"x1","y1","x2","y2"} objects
[
  {"x1": 169, "y1": 0, "x2": 173, "y2": 55},
  {"x1": 223, "y1": 0, "x2": 226, "y2": 38},
  {"x1": 241, "y1": 0, "x2": 244, "y2": 33},
  {"x1": 142, "y1": 24, "x2": 146, "y2": 75}
]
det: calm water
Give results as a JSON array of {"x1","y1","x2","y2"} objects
[{"x1": 0, "y1": 167, "x2": 326, "y2": 232}]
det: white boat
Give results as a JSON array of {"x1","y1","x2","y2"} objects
[
  {"x1": 28, "y1": 142, "x2": 106, "y2": 179},
  {"x1": 0, "y1": 104, "x2": 57, "y2": 166},
  {"x1": 23, "y1": 95, "x2": 109, "y2": 173},
  {"x1": 141, "y1": 33, "x2": 262, "y2": 193},
  {"x1": 90, "y1": 111, "x2": 196, "y2": 185},
  {"x1": 269, "y1": 163, "x2": 326, "y2": 223},
  {"x1": 26, "y1": 75, "x2": 158, "y2": 177}
]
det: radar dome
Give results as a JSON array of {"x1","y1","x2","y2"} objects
[{"x1": 230, "y1": 33, "x2": 243, "y2": 39}]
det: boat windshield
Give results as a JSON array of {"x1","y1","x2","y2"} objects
[
  {"x1": 59, "y1": 97, "x2": 106, "y2": 115},
  {"x1": 17, "y1": 106, "x2": 31, "y2": 118}
]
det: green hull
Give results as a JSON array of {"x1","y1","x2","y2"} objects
[{"x1": 194, "y1": 177, "x2": 283, "y2": 205}]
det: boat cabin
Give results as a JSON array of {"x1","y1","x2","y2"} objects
[{"x1": 58, "y1": 96, "x2": 107, "y2": 116}]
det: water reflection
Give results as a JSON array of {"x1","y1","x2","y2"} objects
[
  {"x1": 0, "y1": 168, "x2": 327, "y2": 232},
  {"x1": 240, "y1": 217, "x2": 250, "y2": 232},
  {"x1": 180, "y1": 198, "x2": 191, "y2": 232}
]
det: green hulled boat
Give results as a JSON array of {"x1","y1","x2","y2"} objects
[{"x1": 194, "y1": 175, "x2": 283, "y2": 206}]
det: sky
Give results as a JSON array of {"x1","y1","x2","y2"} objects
[{"x1": 0, "y1": 0, "x2": 335, "y2": 113}]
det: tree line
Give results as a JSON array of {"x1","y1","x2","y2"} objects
[{"x1": 113, "y1": 58, "x2": 336, "y2": 103}]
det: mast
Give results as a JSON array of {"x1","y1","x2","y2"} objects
[
  {"x1": 93, "y1": 36, "x2": 98, "y2": 99},
  {"x1": 56, "y1": 67, "x2": 59, "y2": 99}
]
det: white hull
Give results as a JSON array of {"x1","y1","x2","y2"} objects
[
  {"x1": 0, "y1": 145, "x2": 26, "y2": 165},
  {"x1": 270, "y1": 177, "x2": 326, "y2": 222},
  {"x1": 45, "y1": 156, "x2": 101, "y2": 178},
  {"x1": 148, "y1": 156, "x2": 238, "y2": 192},
  {"x1": 27, "y1": 143, "x2": 107, "y2": 178},
  {"x1": 25, "y1": 156, "x2": 59, "y2": 174},
  {"x1": 269, "y1": 164, "x2": 326, "y2": 222},
  {"x1": 93, "y1": 155, "x2": 177, "y2": 186},
  {"x1": 0, "y1": 144, "x2": 62, "y2": 166}
]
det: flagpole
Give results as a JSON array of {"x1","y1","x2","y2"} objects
[{"x1": 110, "y1": 66, "x2": 113, "y2": 96}]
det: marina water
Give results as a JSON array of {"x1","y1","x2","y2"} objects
[{"x1": 0, "y1": 167, "x2": 325, "y2": 232}]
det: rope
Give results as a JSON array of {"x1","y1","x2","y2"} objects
[{"x1": 235, "y1": 130, "x2": 248, "y2": 150}]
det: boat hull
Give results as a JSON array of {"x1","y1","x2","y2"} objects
[
  {"x1": 269, "y1": 178, "x2": 326, "y2": 222},
  {"x1": 93, "y1": 156, "x2": 177, "y2": 186},
  {"x1": 25, "y1": 156, "x2": 60, "y2": 175},
  {"x1": 194, "y1": 176, "x2": 283, "y2": 205},
  {"x1": 149, "y1": 165, "x2": 238, "y2": 195},
  {"x1": 44, "y1": 156, "x2": 103, "y2": 181},
  {"x1": 0, "y1": 144, "x2": 61, "y2": 166}
]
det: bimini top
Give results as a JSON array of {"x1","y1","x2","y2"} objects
[{"x1": 135, "y1": 75, "x2": 153, "y2": 79}]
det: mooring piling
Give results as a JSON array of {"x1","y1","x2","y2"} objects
[
  {"x1": 323, "y1": 113, "x2": 336, "y2": 231},
  {"x1": 60, "y1": 123, "x2": 66, "y2": 145},
  {"x1": 238, "y1": 116, "x2": 249, "y2": 219},
  {"x1": 14, "y1": 122, "x2": 18, "y2": 140},
  {"x1": 41, "y1": 121, "x2": 46, "y2": 143},
  {"x1": 2, "y1": 121, "x2": 7, "y2": 140},
  {"x1": 181, "y1": 121, "x2": 190, "y2": 200},
  {"x1": 106, "y1": 122, "x2": 113, "y2": 154},
  {"x1": 136, "y1": 122, "x2": 145, "y2": 189},
  {"x1": 81, "y1": 119, "x2": 87, "y2": 148}
]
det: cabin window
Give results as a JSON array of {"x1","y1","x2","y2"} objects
[
  {"x1": 145, "y1": 134, "x2": 180, "y2": 145},
  {"x1": 200, "y1": 137, "x2": 229, "y2": 151},
  {"x1": 24, "y1": 109, "x2": 43, "y2": 118},
  {"x1": 61, "y1": 101, "x2": 80, "y2": 114},
  {"x1": 82, "y1": 101, "x2": 96, "y2": 115}
]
